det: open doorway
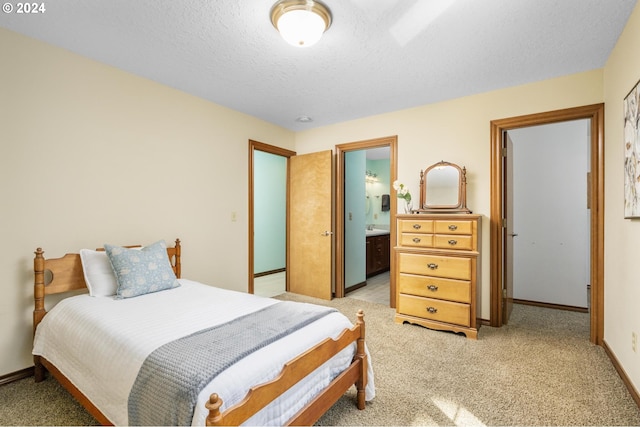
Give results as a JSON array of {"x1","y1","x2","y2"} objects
[
  {"x1": 490, "y1": 104, "x2": 604, "y2": 345},
  {"x1": 342, "y1": 147, "x2": 392, "y2": 305},
  {"x1": 249, "y1": 141, "x2": 334, "y2": 301},
  {"x1": 508, "y1": 120, "x2": 590, "y2": 312},
  {"x1": 248, "y1": 140, "x2": 295, "y2": 297},
  {"x1": 335, "y1": 136, "x2": 398, "y2": 307}
]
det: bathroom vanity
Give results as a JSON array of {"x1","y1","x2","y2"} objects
[{"x1": 366, "y1": 231, "x2": 390, "y2": 277}]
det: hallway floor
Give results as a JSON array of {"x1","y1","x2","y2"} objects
[
  {"x1": 254, "y1": 270, "x2": 390, "y2": 306},
  {"x1": 346, "y1": 271, "x2": 390, "y2": 306}
]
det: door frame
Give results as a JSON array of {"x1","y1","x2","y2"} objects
[
  {"x1": 489, "y1": 103, "x2": 604, "y2": 344},
  {"x1": 335, "y1": 136, "x2": 398, "y2": 306},
  {"x1": 248, "y1": 139, "x2": 296, "y2": 294}
]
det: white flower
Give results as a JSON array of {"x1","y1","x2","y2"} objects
[{"x1": 392, "y1": 180, "x2": 411, "y2": 201}]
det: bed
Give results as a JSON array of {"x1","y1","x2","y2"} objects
[{"x1": 32, "y1": 239, "x2": 374, "y2": 426}]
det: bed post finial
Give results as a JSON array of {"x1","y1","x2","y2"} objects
[
  {"x1": 174, "y1": 238, "x2": 181, "y2": 278},
  {"x1": 34, "y1": 248, "x2": 45, "y2": 331},
  {"x1": 356, "y1": 309, "x2": 365, "y2": 336},
  {"x1": 355, "y1": 309, "x2": 367, "y2": 410},
  {"x1": 34, "y1": 247, "x2": 46, "y2": 382},
  {"x1": 205, "y1": 393, "x2": 224, "y2": 426}
]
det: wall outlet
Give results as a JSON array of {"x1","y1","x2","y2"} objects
[{"x1": 632, "y1": 332, "x2": 637, "y2": 353}]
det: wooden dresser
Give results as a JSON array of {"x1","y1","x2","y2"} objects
[{"x1": 394, "y1": 213, "x2": 481, "y2": 339}]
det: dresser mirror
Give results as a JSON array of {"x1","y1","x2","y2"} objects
[{"x1": 417, "y1": 160, "x2": 471, "y2": 213}]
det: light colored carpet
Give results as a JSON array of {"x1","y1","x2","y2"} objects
[
  {"x1": 1, "y1": 295, "x2": 639, "y2": 426},
  {"x1": 282, "y1": 294, "x2": 640, "y2": 426}
]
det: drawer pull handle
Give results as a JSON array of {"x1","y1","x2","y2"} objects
[
  {"x1": 427, "y1": 285, "x2": 439, "y2": 292},
  {"x1": 412, "y1": 238, "x2": 421, "y2": 243},
  {"x1": 427, "y1": 263, "x2": 438, "y2": 270},
  {"x1": 448, "y1": 224, "x2": 458, "y2": 231},
  {"x1": 426, "y1": 306, "x2": 438, "y2": 314},
  {"x1": 412, "y1": 224, "x2": 422, "y2": 230},
  {"x1": 448, "y1": 239, "x2": 457, "y2": 246}
]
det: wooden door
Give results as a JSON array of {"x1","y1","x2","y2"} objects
[
  {"x1": 503, "y1": 133, "x2": 515, "y2": 324},
  {"x1": 288, "y1": 150, "x2": 333, "y2": 300}
]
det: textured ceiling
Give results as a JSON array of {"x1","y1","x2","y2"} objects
[{"x1": 1, "y1": 0, "x2": 637, "y2": 131}]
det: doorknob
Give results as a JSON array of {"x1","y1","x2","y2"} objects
[
  {"x1": 321, "y1": 230, "x2": 334, "y2": 236},
  {"x1": 509, "y1": 233, "x2": 518, "y2": 237}
]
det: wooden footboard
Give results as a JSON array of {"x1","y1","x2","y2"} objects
[
  {"x1": 32, "y1": 242, "x2": 368, "y2": 426},
  {"x1": 205, "y1": 310, "x2": 367, "y2": 426}
]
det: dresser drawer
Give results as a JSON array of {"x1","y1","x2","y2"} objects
[
  {"x1": 398, "y1": 294, "x2": 470, "y2": 327},
  {"x1": 433, "y1": 234, "x2": 473, "y2": 251},
  {"x1": 398, "y1": 273, "x2": 471, "y2": 303},
  {"x1": 398, "y1": 233, "x2": 433, "y2": 248},
  {"x1": 398, "y1": 219, "x2": 434, "y2": 234},
  {"x1": 434, "y1": 220, "x2": 473, "y2": 235},
  {"x1": 398, "y1": 252, "x2": 471, "y2": 280}
]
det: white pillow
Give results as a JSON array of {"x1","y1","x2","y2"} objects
[{"x1": 79, "y1": 249, "x2": 118, "y2": 297}]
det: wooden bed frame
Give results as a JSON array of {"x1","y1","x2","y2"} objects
[{"x1": 33, "y1": 239, "x2": 368, "y2": 426}]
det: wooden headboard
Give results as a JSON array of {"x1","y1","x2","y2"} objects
[{"x1": 33, "y1": 239, "x2": 181, "y2": 333}]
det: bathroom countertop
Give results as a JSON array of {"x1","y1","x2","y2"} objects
[{"x1": 365, "y1": 229, "x2": 390, "y2": 237}]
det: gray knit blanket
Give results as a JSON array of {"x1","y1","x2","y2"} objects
[{"x1": 128, "y1": 301, "x2": 337, "y2": 426}]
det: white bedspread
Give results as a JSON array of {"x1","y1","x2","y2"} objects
[{"x1": 32, "y1": 279, "x2": 375, "y2": 426}]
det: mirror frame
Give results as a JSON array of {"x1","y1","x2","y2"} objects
[{"x1": 417, "y1": 160, "x2": 471, "y2": 214}]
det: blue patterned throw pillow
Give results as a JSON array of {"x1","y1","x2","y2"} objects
[{"x1": 104, "y1": 240, "x2": 180, "y2": 299}]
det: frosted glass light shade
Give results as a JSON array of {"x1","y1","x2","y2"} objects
[
  {"x1": 270, "y1": 0, "x2": 332, "y2": 48},
  {"x1": 277, "y1": 9, "x2": 325, "y2": 47}
]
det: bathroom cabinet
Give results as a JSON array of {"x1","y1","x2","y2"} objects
[{"x1": 366, "y1": 233, "x2": 390, "y2": 277}]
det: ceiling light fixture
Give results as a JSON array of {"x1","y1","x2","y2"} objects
[
  {"x1": 295, "y1": 115, "x2": 314, "y2": 123},
  {"x1": 270, "y1": 0, "x2": 332, "y2": 48}
]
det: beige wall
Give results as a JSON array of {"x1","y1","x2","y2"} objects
[
  {"x1": 603, "y1": 2, "x2": 640, "y2": 394},
  {"x1": 0, "y1": 28, "x2": 295, "y2": 375},
  {"x1": 295, "y1": 69, "x2": 604, "y2": 321}
]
